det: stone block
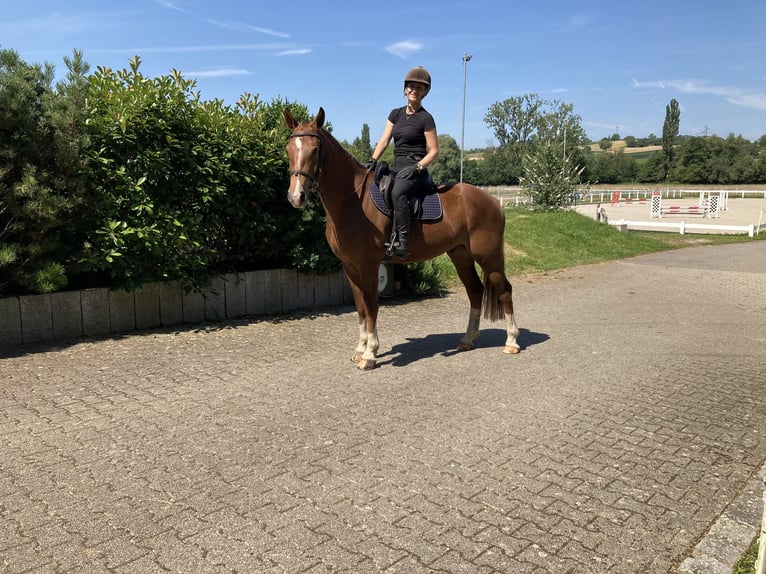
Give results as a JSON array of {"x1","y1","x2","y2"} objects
[
  {"x1": 0, "y1": 297, "x2": 22, "y2": 347},
  {"x1": 135, "y1": 283, "x2": 161, "y2": 330},
  {"x1": 204, "y1": 277, "x2": 226, "y2": 321},
  {"x1": 245, "y1": 271, "x2": 266, "y2": 316},
  {"x1": 313, "y1": 273, "x2": 331, "y2": 308},
  {"x1": 297, "y1": 273, "x2": 315, "y2": 309},
  {"x1": 182, "y1": 289, "x2": 205, "y2": 323},
  {"x1": 280, "y1": 269, "x2": 298, "y2": 312},
  {"x1": 81, "y1": 289, "x2": 110, "y2": 337},
  {"x1": 51, "y1": 291, "x2": 82, "y2": 340},
  {"x1": 224, "y1": 273, "x2": 247, "y2": 318},
  {"x1": 109, "y1": 290, "x2": 136, "y2": 333},
  {"x1": 20, "y1": 294, "x2": 53, "y2": 343},
  {"x1": 328, "y1": 272, "x2": 346, "y2": 306},
  {"x1": 159, "y1": 281, "x2": 183, "y2": 326},
  {"x1": 262, "y1": 269, "x2": 282, "y2": 314}
]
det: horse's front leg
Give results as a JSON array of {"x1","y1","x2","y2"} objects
[
  {"x1": 352, "y1": 316, "x2": 368, "y2": 363},
  {"x1": 357, "y1": 289, "x2": 380, "y2": 370},
  {"x1": 346, "y1": 267, "x2": 380, "y2": 369},
  {"x1": 457, "y1": 307, "x2": 481, "y2": 351}
]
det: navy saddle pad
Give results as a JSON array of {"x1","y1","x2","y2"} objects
[{"x1": 369, "y1": 181, "x2": 443, "y2": 221}]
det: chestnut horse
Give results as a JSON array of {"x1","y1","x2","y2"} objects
[{"x1": 284, "y1": 107, "x2": 519, "y2": 369}]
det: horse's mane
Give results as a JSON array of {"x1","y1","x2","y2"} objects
[{"x1": 318, "y1": 127, "x2": 364, "y2": 169}]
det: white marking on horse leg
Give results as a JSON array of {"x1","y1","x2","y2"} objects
[
  {"x1": 503, "y1": 311, "x2": 521, "y2": 353},
  {"x1": 354, "y1": 318, "x2": 368, "y2": 356},
  {"x1": 458, "y1": 307, "x2": 481, "y2": 350},
  {"x1": 361, "y1": 325, "x2": 379, "y2": 362}
]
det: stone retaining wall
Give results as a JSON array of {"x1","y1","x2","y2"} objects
[{"x1": 0, "y1": 269, "x2": 353, "y2": 349}]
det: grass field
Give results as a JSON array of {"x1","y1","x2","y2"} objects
[
  {"x1": 435, "y1": 207, "x2": 764, "y2": 287},
  {"x1": 588, "y1": 141, "x2": 662, "y2": 155}
]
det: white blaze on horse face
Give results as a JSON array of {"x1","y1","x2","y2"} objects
[{"x1": 288, "y1": 137, "x2": 306, "y2": 206}]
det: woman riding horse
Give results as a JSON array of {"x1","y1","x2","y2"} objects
[{"x1": 284, "y1": 106, "x2": 520, "y2": 370}]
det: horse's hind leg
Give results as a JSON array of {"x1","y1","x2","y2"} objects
[
  {"x1": 448, "y1": 247, "x2": 484, "y2": 351},
  {"x1": 485, "y1": 270, "x2": 520, "y2": 354}
]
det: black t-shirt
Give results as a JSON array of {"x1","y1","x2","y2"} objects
[{"x1": 388, "y1": 106, "x2": 436, "y2": 161}]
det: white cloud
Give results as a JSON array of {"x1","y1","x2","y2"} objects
[
  {"x1": 153, "y1": 0, "x2": 190, "y2": 14},
  {"x1": 246, "y1": 25, "x2": 290, "y2": 39},
  {"x1": 184, "y1": 67, "x2": 250, "y2": 78},
  {"x1": 386, "y1": 40, "x2": 423, "y2": 59},
  {"x1": 568, "y1": 13, "x2": 592, "y2": 30},
  {"x1": 276, "y1": 49, "x2": 312, "y2": 56},
  {"x1": 726, "y1": 93, "x2": 766, "y2": 111},
  {"x1": 207, "y1": 19, "x2": 290, "y2": 39},
  {"x1": 90, "y1": 44, "x2": 289, "y2": 55},
  {"x1": 632, "y1": 78, "x2": 766, "y2": 111}
]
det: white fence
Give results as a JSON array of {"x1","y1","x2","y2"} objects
[
  {"x1": 608, "y1": 210, "x2": 766, "y2": 237},
  {"x1": 490, "y1": 186, "x2": 766, "y2": 208},
  {"x1": 577, "y1": 188, "x2": 766, "y2": 205}
]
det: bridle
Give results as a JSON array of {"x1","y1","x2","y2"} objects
[
  {"x1": 287, "y1": 129, "x2": 370, "y2": 197},
  {"x1": 287, "y1": 131, "x2": 323, "y2": 191}
]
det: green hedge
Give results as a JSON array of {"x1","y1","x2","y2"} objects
[{"x1": 0, "y1": 50, "x2": 338, "y2": 297}]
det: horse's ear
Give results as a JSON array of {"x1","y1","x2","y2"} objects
[
  {"x1": 315, "y1": 107, "x2": 325, "y2": 129},
  {"x1": 284, "y1": 107, "x2": 298, "y2": 129}
]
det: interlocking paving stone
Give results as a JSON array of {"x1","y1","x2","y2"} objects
[{"x1": 0, "y1": 242, "x2": 765, "y2": 573}]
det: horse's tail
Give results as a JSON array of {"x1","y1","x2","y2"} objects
[{"x1": 481, "y1": 272, "x2": 503, "y2": 322}]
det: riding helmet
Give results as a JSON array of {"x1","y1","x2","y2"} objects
[{"x1": 404, "y1": 66, "x2": 431, "y2": 94}]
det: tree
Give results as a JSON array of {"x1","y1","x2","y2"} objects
[
  {"x1": 0, "y1": 48, "x2": 86, "y2": 295},
  {"x1": 429, "y1": 134, "x2": 461, "y2": 183},
  {"x1": 484, "y1": 94, "x2": 543, "y2": 177},
  {"x1": 662, "y1": 98, "x2": 680, "y2": 180},
  {"x1": 483, "y1": 94, "x2": 586, "y2": 185},
  {"x1": 521, "y1": 139, "x2": 583, "y2": 211},
  {"x1": 347, "y1": 123, "x2": 372, "y2": 163},
  {"x1": 584, "y1": 150, "x2": 636, "y2": 184}
]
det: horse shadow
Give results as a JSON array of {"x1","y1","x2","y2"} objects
[{"x1": 376, "y1": 327, "x2": 549, "y2": 367}]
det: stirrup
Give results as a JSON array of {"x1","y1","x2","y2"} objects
[{"x1": 384, "y1": 240, "x2": 407, "y2": 258}]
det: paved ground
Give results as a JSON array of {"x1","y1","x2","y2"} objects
[{"x1": 1, "y1": 242, "x2": 765, "y2": 573}]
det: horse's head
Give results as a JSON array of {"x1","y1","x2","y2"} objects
[{"x1": 284, "y1": 107, "x2": 325, "y2": 209}]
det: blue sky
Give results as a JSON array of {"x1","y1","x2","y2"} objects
[{"x1": 3, "y1": 1, "x2": 765, "y2": 149}]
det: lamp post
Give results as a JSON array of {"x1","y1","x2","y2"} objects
[{"x1": 460, "y1": 52, "x2": 472, "y2": 182}]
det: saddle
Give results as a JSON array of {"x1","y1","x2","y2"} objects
[{"x1": 369, "y1": 161, "x2": 443, "y2": 221}]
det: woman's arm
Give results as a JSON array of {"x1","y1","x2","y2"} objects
[
  {"x1": 417, "y1": 128, "x2": 439, "y2": 170},
  {"x1": 371, "y1": 120, "x2": 395, "y2": 161}
]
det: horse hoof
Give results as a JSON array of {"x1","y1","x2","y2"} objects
[
  {"x1": 503, "y1": 345, "x2": 521, "y2": 355},
  {"x1": 351, "y1": 353, "x2": 362, "y2": 363},
  {"x1": 358, "y1": 359, "x2": 377, "y2": 370},
  {"x1": 456, "y1": 341, "x2": 474, "y2": 351}
]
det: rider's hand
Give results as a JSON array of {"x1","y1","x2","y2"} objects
[{"x1": 396, "y1": 165, "x2": 417, "y2": 180}]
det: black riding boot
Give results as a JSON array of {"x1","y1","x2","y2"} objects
[{"x1": 392, "y1": 199, "x2": 410, "y2": 257}]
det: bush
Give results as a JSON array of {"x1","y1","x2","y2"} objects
[
  {"x1": 78, "y1": 57, "x2": 337, "y2": 292},
  {"x1": 402, "y1": 259, "x2": 450, "y2": 296},
  {"x1": 521, "y1": 141, "x2": 583, "y2": 211}
]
